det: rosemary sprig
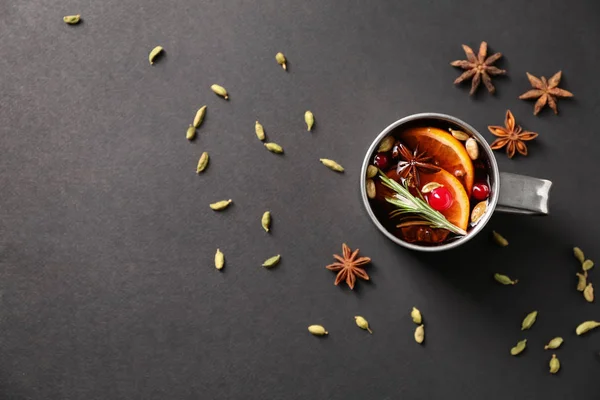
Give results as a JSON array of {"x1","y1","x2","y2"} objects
[{"x1": 378, "y1": 172, "x2": 467, "y2": 236}]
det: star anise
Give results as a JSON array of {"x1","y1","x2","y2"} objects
[
  {"x1": 325, "y1": 243, "x2": 371, "y2": 290},
  {"x1": 394, "y1": 142, "x2": 440, "y2": 188},
  {"x1": 450, "y1": 41, "x2": 506, "y2": 95},
  {"x1": 488, "y1": 110, "x2": 538, "y2": 158},
  {"x1": 518, "y1": 71, "x2": 573, "y2": 115}
]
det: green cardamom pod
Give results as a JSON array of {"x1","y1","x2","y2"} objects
[
  {"x1": 449, "y1": 129, "x2": 469, "y2": 141},
  {"x1": 510, "y1": 339, "x2": 527, "y2": 356},
  {"x1": 148, "y1": 46, "x2": 164, "y2": 65},
  {"x1": 63, "y1": 15, "x2": 81, "y2": 24},
  {"x1": 320, "y1": 158, "x2": 344, "y2": 172},
  {"x1": 262, "y1": 254, "x2": 281, "y2": 268},
  {"x1": 544, "y1": 337, "x2": 563, "y2": 350},
  {"x1": 411, "y1": 307, "x2": 422, "y2": 324},
  {"x1": 275, "y1": 52, "x2": 287, "y2": 70},
  {"x1": 186, "y1": 125, "x2": 196, "y2": 140},
  {"x1": 354, "y1": 316, "x2": 373, "y2": 334},
  {"x1": 305, "y1": 111, "x2": 314, "y2": 131},
  {"x1": 414, "y1": 324, "x2": 425, "y2": 344},
  {"x1": 573, "y1": 247, "x2": 585, "y2": 264},
  {"x1": 576, "y1": 272, "x2": 587, "y2": 292},
  {"x1": 421, "y1": 182, "x2": 443, "y2": 194},
  {"x1": 521, "y1": 310, "x2": 538, "y2": 331},
  {"x1": 264, "y1": 142, "x2": 283, "y2": 154},
  {"x1": 193, "y1": 106, "x2": 207, "y2": 128},
  {"x1": 261, "y1": 211, "x2": 271, "y2": 232},
  {"x1": 211, "y1": 84, "x2": 229, "y2": 99},
  {"x1": 494, "y1": 273, "x2": 518, "y2": 285},
  {"x1": 492, "y1": 231, "x2": 509, "y2": 247},
  {"x1": 549, "y1": 354, "x2": 560, "y2": 374},
  {"x1": 255, "y1": 121, "x2": 265, "y2": 141},
  {"x1": 575, "y1": 320, "x2": 600, "y2": 335},
  {"x1": 584, "y1": 283, "x2": 594, "y2": 303},
  {"x1": 196, "y1": 152, "x2": 209, "y2": 173},
  {"x1": 209, "y1": 199, "x2": 232, "y2": 211},
  {"x1": 366, "y1": 179, "x2": 376, "y2": 199},
  {"x1": 308, "y1": 325, "x2": 328, "y2": 336},
  {"x1": 583, "y1": 259, "x2": 594, "y2": 271},
  {"x1": 215, "y1": 249, "x2": 224, "y2": 270},
  {"x1": 366, "y1": 165, "x2": 378, "y2": 178},
  {"x1": 377, "y1": 136, "x2": 395, "y2": 152}
]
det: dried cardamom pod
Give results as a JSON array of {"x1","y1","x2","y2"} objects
[
  {"x1": 261, "y1": 211, "x2": 271, "y2": 232},
  {"x1": 421, "y1": 182, "x2": 443, "y2": 194},
  {"x1": 275, "y1": 52, "x2": 287, "y2": 70},
  {"x1": 584, "y1": 283, "x2": 594, "y2": 302},
  {"x1": 510, "y1": 339, "x2": 527, "y2": 356},
  {"x1": 521, "y1": 310, "x2": 538, "y2": 331},
  {"x1": 583, "y1": 259, "x2": 594, "y2": 271},
  {"x1": 378, "y1": 136, "x2": 395, "y2": 152},
  {"x1": 196, "y1": 152, "x2": 209, "y2": 173},
  {"x1": 354, "y1": 316, "x2": 373, "y2": 334},
  {"x1": 215, "y1": 249, "x2": 224, "y2": 270},
  {"x1": 193, "y1": 106, "x2": 207, "y2": 128},
  {"x1": 366, "y1": 179, "x2": 376, "y2": 199},
  {"x1": 63, "y1": 15, "x2": 81, "y2": 24},
  {"x1": 305, "y1": 111, "x2": 314, "y2": 131},
  {"x1": 549, "y1": 354, "x2": 560, "y2": 374},
  {"x1": 492, "y1": 231, "x2": 509, "y2": 247},
  {"x1": 255, "y1": 121, "x2": 265, "y2": 141},
  {"x1": 308, "y1": 325, "x2": 327, "y2": 336},
  {"x1": 470, "y1": 201, "x2": 487, "y2": 224},
  {"x1": 209, "y1": 199, "x2": 232, "y2": 211},
  {"x1": 414, "y1": 324, "x2": 425, "y2": 344},
  {"x1": 494, "y1": 273, "x2": 518, "y2": 285},
  {"x1": 262, "y1": 254, "x2": 281, "y2": 268},
  {"x1": 411, "y1": 307, "x2": 422, "y2": 324},
  {"x1": 366, "y1": 165, "x2": 378, "y2": 178},
  {"x1": 320, "y1": 158, "x2": 344, "y2": 172},
  {"x1": 573, "y1": 247, "x2": 585, "y2": 264},
  {"x1": 148, "y1": 46, "x2": 164, "y2": 65},
  {"x1": 544, "y1": 337, "x2": 563, "y2": 350},
  {"x1": 576, "y1": 272, "x2": 587, "y2": 292},
  {"x1": 449, "y1": 129, "x2": 469, "y2": 141},
  {"x1": 465, "y1": 138, "x2": 479, "y2": 160},
  {"x1": 264, "y1": 142, "x2": 283, "y2": 154},
  {"x1": 211, "y1": 84, "x2": 229, "y2": 99},
  {"x1": 575, "y1": 320, "x2": 600, "y2": 335},
  {"x1": 186, "y1": 125, "x2": 196, "y2": 140}
]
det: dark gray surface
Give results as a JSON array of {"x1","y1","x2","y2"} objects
[{"x1": 1, "y1": 0, "x2": 599, "y2": 399}]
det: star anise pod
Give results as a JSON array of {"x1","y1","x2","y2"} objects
[
  {"x1": 325, "y1": 243, "x2": 371, "y2": 290},
  {"x1": 518, "y1": 71, "x2": 573, "y2": 115},
  {"x1": 450, "y1": 41, "x2": 506, "y2": 95},
  {"x1": 488, "y1": 110, "x2": 538, "y2": 158},
  {"x1": 394, "y1": 142, "x2": 440, "y2": 188}
]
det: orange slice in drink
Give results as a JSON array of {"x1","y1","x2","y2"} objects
[
  {"x1": 401, "y1": 127, "x2": 474, "y2": 195},
  {"x1": 420, "y1": 169, "x2": 470, "y2": 232}
]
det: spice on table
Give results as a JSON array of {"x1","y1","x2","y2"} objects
[
  {"x1": 63, "y1": 15, "x2": 81, "y2": 24},
  {"x1": 488, "y1": 110, "x2": 538, "y2": 159},
  {"x1": 196, "y1": 152, "x2": 209, "y2": 173},
  {"x1": 583, "y1": 259, "x2": 594, "y2": 271},
  {"x1": 305, "y1": 111, "x2": 314, "y2": 131},
  {"x1": 544, "y1": 337, "x2": 563, "y2": 350},
  {"x1": 492, "y1": 231, "x2": 509, "y2": 247},
  {"x1": 411, "y1": 307, "x2": 422, "y2": 324},
  {"x1": 584, "y1": 283, "x2": 594, "y2": 302},
  {"x1": 576, "y1": 272, "x2": 587, "y2": 292},
  {"x1": 549, "y1": 354, "x2": 560, "y2": 374},
  {"x1": 148, "y1": 46, "x2": 164, "y2": 65},
  {"x1": 186, "y1": 125, "x2": 196, "y2": 141},
  {"x1": 521, "y1": 310, "x2": 538, "y2": 330},
  {"x1": 255, "y1": 121, "x2": 265, "y2": 141},
  {"x1": 264, "y1": 142, "x2": 283, "y2": 154},
  {"x1": 510, "y1": 339, "x2": 527, "y2": 356},
  {"x1": 308, "y1": 325, "x2": 328, "y2": 336},
  {"x1": 320, "y1": 158, "x2": 344, "y2": 172},
  {"x1": 450, "y1": 41, "x2": 506, "y2": 95},
  {"x1": 215, "y1": 249, "x2": 224, "y2": 270},
  {"x1": 325, "y1": 243, "x2": 371, "y2": 290},
  {"x1": 211, "y1": 84, "x2": 229, "y2": 99},
  {"x1": 261, "y1": 211, "x2": 271, "y2": 232},
  {"x1": 519, "y1": 71, "x2": 573, "y2": 115},
  {"x1": 414, "y1": 324, "x2": 425, "y2": 344},
  {"x1": 575, "y1": 320, "x2": 600, "y2": 335},
  {"x1": 275, "y1": 52, "x2": 287, "y2": 70},
  {"x1": 262, "y1": 254, "x2": 281, "y2": 268},
  {"x1": 573, "y1": 247, "x2": 585, "y2": 264},
  {"x1": 210, "y1": 199, "x2": 232, "y2": 211},
  {"x1": 193, "y1": 106, "x2": 207, "y2": 128},
  {"x1": 494, "y1": 273, "x2": 518, "y2": 285},
  {"x1": 354, "y1": 316, "x2": 373, "y2": 334}
]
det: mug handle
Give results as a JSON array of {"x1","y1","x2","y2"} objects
[{"x1": 496, "y1": 172, "x2": 553, "y2": 215}]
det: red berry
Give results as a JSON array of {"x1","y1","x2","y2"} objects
[
  {"x1": 472, "y1": 182, "x2": 490, "y2": 201},
  {"x1": 373, "y1": 152, "x2": 391, "y2": 170},
  {"x1": 427, "y1": 187, "x2": 453, "y2": 211}
]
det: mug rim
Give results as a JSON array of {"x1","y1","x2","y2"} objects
[{"x1": 360, "y1": 113, "x2": 500, "y2": 252}]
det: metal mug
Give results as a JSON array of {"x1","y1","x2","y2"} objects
[{"x1": 360, "y1": 113, "x2": 552, "y2": 252}]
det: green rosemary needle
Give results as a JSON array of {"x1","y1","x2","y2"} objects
[{"x1": 378, "y1": 172, "x2": 467, "y2": 236}]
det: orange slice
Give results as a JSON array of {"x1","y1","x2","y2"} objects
[
  {"x1": 420, "y1": 169, "x2": 470, "y2": 231},
  {"x1": 401, "y1": 127, "x2": 474, "y2": 195}
]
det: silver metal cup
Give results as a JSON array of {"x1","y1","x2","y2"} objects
[{"x1": 360, "y1": 113, "x2": 552, "y2": 252}]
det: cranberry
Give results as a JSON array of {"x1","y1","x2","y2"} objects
[
  {"x1": 373, "y1": 152, "x2": 391, "y2": 170},
  {"x1": 427, "y1": 186, "x2": 453, "y2": 211},
  {"x1": 472, "y1": 182, "x2": 490, "y2": 201}
]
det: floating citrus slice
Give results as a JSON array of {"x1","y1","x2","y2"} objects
[{"x1": 401, "y1": 127, "x2": 474, "y2": 195}]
